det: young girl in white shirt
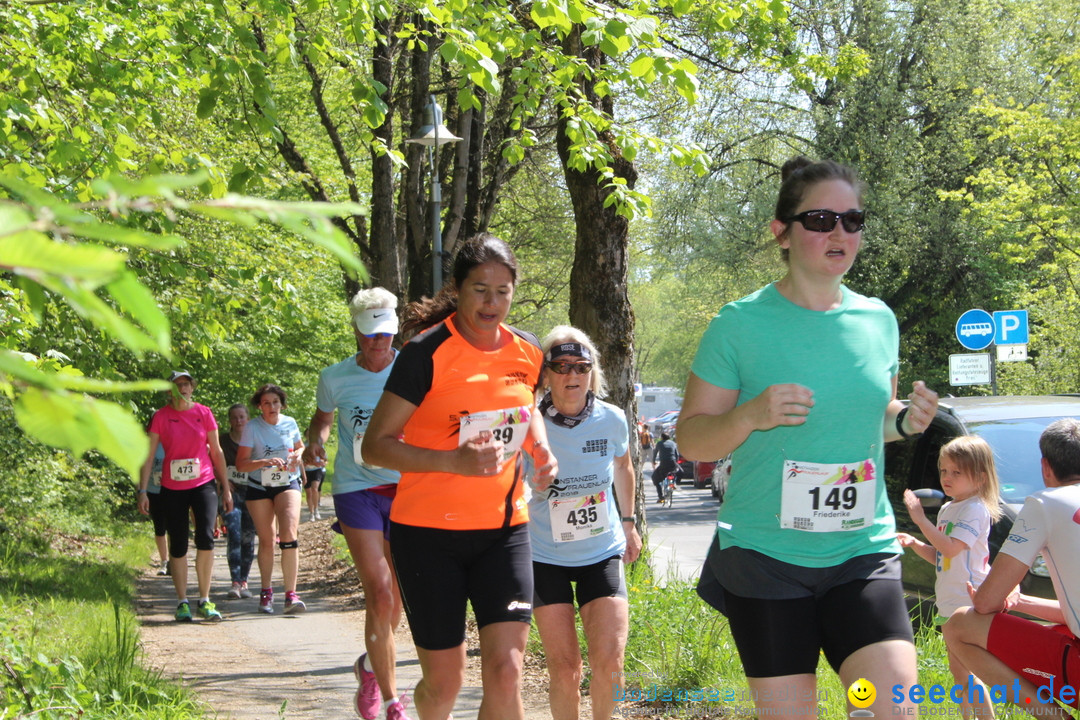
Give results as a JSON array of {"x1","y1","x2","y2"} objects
[{"x1": 899, "y1": 435, "x2": 1001, "y2": 718}]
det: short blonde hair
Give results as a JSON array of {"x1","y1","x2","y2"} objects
[
  {"x1": 540, "y1": 325, "x2": 606, "y2": 397},
  {"x1": 349, "y1": 287, "x2": 397, "y2": 330}
]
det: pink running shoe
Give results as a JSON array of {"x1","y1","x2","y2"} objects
[
  {"x1": 284, "y1": 591, "x2": 306, "y2": 614},
  {"x1": 353, "y1": 653, "x2": 379, "y2": 719},
  {"x1": 258, "y1": 588, "x2": 274, "y2": 614},
  {"x1": 385, "y1": 699, "x2": 412, "y2": 720}
]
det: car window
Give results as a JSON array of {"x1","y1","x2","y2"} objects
[{"x1": 968, "y1": 418, "x2": 1058, "y2": 504}]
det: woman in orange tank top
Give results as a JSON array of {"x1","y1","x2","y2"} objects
[{"x1": 364, "y1": 233, "x2": 558, "y2": 720}]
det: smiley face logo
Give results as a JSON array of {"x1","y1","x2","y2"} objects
[{"x1": 847, "y1": 678, "x2": 876, "y2": 709}]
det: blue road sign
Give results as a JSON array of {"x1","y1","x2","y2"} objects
[
  {"x1": 956, "y1": 309, "x2": 995, "y2": 351},
  {"x1": 993, "y1": 310, "x2": 1029, "y2": 346}
]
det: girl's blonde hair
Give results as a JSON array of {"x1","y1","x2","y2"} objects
[
  {"x1": 938, "y1": 435, "x2": 1003, "y2": 520},
  {"x1": 540, "y1": 325, "x2": 606, "y2": 397}
]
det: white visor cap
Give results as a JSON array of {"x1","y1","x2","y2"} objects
[{"x1": 353, "y1": 307, "x2": 399, "y2": 336}]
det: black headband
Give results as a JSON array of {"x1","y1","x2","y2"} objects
[{"x1": 546, "y1": 342, "x2": 592, "y2": 361}]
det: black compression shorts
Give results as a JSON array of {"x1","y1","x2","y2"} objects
[
  {"x1": 532, "y1": 555, "x2": 626, "y2": 609},
  {"x1": 724, "y1": 576, "x2": 913, "y2": 677},
  {"x1": 390, "y1": 522, "x2": 533, "y2": 651}
]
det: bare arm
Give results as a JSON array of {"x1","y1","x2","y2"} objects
[
  {"x1": 897, "y1": 532, "x2": 939, "y2": 565},
  {"x1": 361, "y1": 392, "x2": 502, "y2": 477},
  {"x1": 303, "y1": 408, "x2": 334, "y2": 466},
  {"x1": 884, "y1": 379, "x2": 939, "y2": 442},
  {"x1": 971, "y1": 553, "x2": 1032, "y2": 615},
  {"x1": 526, "y1": 410, "x2": 558, "y2": 490},
  {"x1": 136, "y1": 432, "x2": 160, "y2": 515},
  {"x1": 1010, "y1": 592, "x2": 1065, "y2": 624},
  {"x1": 612, "y1": 451, "x2": 641, "y2": 563},
  {"x1": 235, "y1": 444, "x2": 284, "y2": 473},
  {"x1": 676, "y1": 372, "x2": 814, "y2": 462},
  {"x1": 207, "y1": 431, "x2": 232, "y2": 513},
  {"x1": 903, "y1": 488, "x2": 969, "y2": 558}
]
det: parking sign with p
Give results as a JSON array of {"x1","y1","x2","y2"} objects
[{"x1": 993, "y1": 310, "x2": 1029, "y2": 346}]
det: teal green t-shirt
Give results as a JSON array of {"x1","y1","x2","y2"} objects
[{"x1": 689, "y1": 283, "x2": 901, "y2": 567}]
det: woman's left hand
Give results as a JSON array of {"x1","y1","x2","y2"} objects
[
  {"x1": 903, "y1": 380, "x2": 939, "y2": 434},
  {"x1": 531, "y1": 443, "x2": 558, "y2": 491}
]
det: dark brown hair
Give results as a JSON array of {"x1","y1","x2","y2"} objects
[
  {"x1": 775, "y1": 156, "x2": 865, "y2": 261},
  {"x1": 402, "y1": 232, "x2": 519, "y2": 335},
  {"x1": 250, "y1": 384, "x2": 287, "y2": 408},
  {"x1": 1040, "y1": 418, "x2": 1080, "y2": 483}
]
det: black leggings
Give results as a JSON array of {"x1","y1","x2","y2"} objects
[{"x1": 160, "y1": 482, "x2": 218, "y2": 557}]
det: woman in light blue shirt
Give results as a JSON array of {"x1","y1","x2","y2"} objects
[
  {"x1": 236, "y1": 383, "x2": 305, "y2": 615},
  {"x1": 528, "y1": 325, "x2": 641, "y2": 720}
]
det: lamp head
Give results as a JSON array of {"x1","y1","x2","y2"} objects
[{"x1": 407, "y1": 95, "x2": 462, "y2": 146}]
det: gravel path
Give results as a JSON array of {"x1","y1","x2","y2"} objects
[{"x1": 135, "y1": 503, "x2": 562, "y2": 720}]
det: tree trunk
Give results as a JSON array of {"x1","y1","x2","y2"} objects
[
  {"x1": 366, "y1": 15, "x2": 403, "y2": 298},
  {"x1": 404, "y1": 35, "x2": 434, "y2": 301},
  {"x1": 555, "y1": 28, "x2": 645, "y2": 528}
]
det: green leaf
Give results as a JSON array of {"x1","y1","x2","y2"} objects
[
  {"x1": 0, "y1": 350, "x2": 59, "y2": 389},
  {"x1": 196, "y1": 88, "x2": 219, "y2": 119},
  {"x1": 14, "y1": 387, "x2": 97, "y2": 458},
  {"x1": 0, "y1": 230, "x2": 126, "y2": 283},
  {"x1": 227, "y1": 167, "x2": 255, "y2": 193},
  {"x1": 629, "y1": 55, "x2": 656, "y2": 79},
  {"x1": 13, "y1": 387, "x2": 150, "y2": 481},
  {"x1": 35, "y1": 275, "x2": 162, "y2": 355},
  {"x1": 53, "y1": 376, "x2": 171, "y2": 393},
  {"x1": 87, "y1": 397, "x2": 149, "y2": 481},
  {"x1": 104, "y1": 270, "x2": 171, "y2": 352},
  {"x1": 92, "y1": 172, "x2": 209, "y2": 200},
  {"x1": 65, "y1": 221, "x2": 185, "y2": 251}
]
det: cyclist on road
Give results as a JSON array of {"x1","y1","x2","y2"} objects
[{"x1": 651, "y1": 432, "x2": 678, "y2": 504}]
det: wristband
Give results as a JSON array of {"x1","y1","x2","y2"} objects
[
  {"x1": 136, "y1": 489, "x2": 148, "y2": 495},
  {"x1": 621, "y1": 515, "x2": 636, "y2": 523},
  {"x1": 895, "y1": 407, "x2": 919, "y2": 439}
]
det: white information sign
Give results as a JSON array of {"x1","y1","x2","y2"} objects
[
  {"x1": 950, "y1": 353, "x2": 992, "y2": 386},
  {"x1": 997, "y1": 344, "x2": 1028, "y2": 362}
]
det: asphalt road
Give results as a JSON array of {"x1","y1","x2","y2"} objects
[{"x1": 641, "y1": 475, "x2": 719, "y2": 584}]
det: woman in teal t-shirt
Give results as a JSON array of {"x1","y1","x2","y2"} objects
[{"x1": 678, "y1": 156, "x2": 939, "y2": 718}]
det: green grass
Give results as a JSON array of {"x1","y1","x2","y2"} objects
[
  {"x1": 614, "y1": 547, "x2": 1045, "y2": 719},
  {"x1": 0, "y1": 518, "x2": 206, "y2": 719}
]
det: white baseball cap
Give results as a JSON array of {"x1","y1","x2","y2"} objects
[{"x1": 353, "y1": 308, "x2": 399, "y2": 336}]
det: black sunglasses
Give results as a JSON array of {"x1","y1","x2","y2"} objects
[
  {"x1": 546, "y1": 361, "x2": 593, "y2": 375},
  {"x1": 784, "y1": 209, "x2": 865, "y2": 233}
]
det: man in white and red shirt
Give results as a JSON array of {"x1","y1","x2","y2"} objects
[{"x1": 945, "y1": 418, "x2": 1080, "y2": 714}]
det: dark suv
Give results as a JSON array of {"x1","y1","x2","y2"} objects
[{"x1": 887, "y1": 395, "x2": 1080, "y2": 606}]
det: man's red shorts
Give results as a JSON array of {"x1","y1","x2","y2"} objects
[{"x1": 987, "y1": 612, "x2": 1080, "y2": 707}]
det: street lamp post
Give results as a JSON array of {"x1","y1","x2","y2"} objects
[{"x1": 407, "y1": 94, "x2": 462, "y2": 295}]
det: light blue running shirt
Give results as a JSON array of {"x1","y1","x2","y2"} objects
[
  {"x1": 315, "y1": 353, "x2": 400, "y2": 494},
  {"x1": 239, "y1": 414, "x2": 302, "y2": 487},
  {"x1": 529, "y1": 398, "x2": 630, "y2": 566}
]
